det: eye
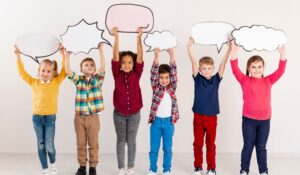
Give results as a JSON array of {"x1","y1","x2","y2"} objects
[
  {"x1": 47, "y1": 71, "x2": 51, "y2": 73},
  {"x1": 42, "y1": 70, "x2": 45, "y2": 72}
]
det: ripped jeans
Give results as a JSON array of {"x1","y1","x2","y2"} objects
[{"x1": 32, "y1": 114, "x2": 56, "y2": 169}]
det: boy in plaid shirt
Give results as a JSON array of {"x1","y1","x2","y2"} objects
[
  {"x1": 65, "y1": 44, "x2": 105, "y2": 175},
  {"x1": 147, "y1": 48, "x2": 178, "y2": 175}
]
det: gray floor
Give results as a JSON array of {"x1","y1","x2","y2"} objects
[{"x1": 0, "y1": 153, "x2": 299, "y2": 175}]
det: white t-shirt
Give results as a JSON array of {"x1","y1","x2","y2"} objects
[{"x1": 156, "y1": 91, "x2": 172, "y2": 118}]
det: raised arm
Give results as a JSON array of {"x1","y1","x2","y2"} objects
[
  {"x1": 112, "y1": 27, "x2": 120, "y2": 62},
  {"x1": 15, "y1": 46, "x2": 34, "y2": 85},
  {"x1": 230, "y1": 41, "x2": 238, "y2": 61},
  {"x1": 64, "y1": 48, "x2": 73, "y2": 77},
  {"x1": 218, "y1": 40, "x2": 231, "y2": 78},
  {"x1": 136, "y1": 27, "x2": 143, "y2": 64},
  {"x1": 98, "y1": 43, "x2": 105, "y2": 73},
  {"x1": 187, "y1": 37, "x2": 199, "y2": 77},
  {"x1": 150, "y1": 48, "x2": 160, "y2": 89},
  {"x1": 267, "y1": 45, "x2": 287, "y2": 84},
  {"x1": 168, "y1": 48, "x2": 177, "y2": 90},
  {"x1": 57, "y1": 44, "x2": 67, "y2": 83},
  {"x1": 230, "y1": 41, "x2": 246, "y2": 83}
]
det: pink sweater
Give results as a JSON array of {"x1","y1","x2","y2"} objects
[{"x1": 230, "y1": 59, "x2": 287, "y2": 120}]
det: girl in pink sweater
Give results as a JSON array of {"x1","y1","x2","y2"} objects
[{"x1": 230, "y1": 41, "x2": 287, "y2": 175}]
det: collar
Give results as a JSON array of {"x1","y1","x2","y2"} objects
[{"x1": 40, "y1": 79, "x2": 51, "y2": 84}]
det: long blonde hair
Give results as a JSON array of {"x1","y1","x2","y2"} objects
[{"x1": 38, "y1": 59, "x2": 58, "y2": 77}]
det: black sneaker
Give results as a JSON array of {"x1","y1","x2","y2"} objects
[
  {"x1": 75, "y1": 166, "x2": 86, "y2": 175},
  {"x1": 89, "y1": 167, "x2": 97, "y2": 175}
]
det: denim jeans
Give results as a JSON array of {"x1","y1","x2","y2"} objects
[
  {"x1": 149, "y1": 117, "x2": 174, "y2": 173},
  {"x1": 241, "y1": 116, "x2": 270, "y2": 174},
  {"x1": 32, "y1": 114, "x2": 56, "y2": 169}
]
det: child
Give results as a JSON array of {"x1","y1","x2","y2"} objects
[
  {"x1": 15, "y1": 45, "x2": 67, "y2": 175},
  {"x1": 230, "y1": 42, "x2": 287, "y2": 175},
  {"x1": 187, "y1": 37, "x2": 231, "y2": 175},
  {"x1": 111, "y1": 27, "x2": 144, "y2": 175},
  {"x1": 147, "y1": 48, "x2": 178, "y2": 175},
  {"x1": 65, "y1": 43, "x2": 105, "y2": 175}
]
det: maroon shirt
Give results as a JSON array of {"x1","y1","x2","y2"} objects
[{"x1": 111, "y1": 60, "x2": 144, "y2": 116}]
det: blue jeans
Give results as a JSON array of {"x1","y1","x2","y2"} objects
[
  {"x1": 241, "y1": 116, "x2": 270, "y2": 174},
  {"x1": 149, "y1": 117, "x2": 174, "y2": 173},
  {"x1": 32, "y1": 114, "x2": 56, "y2": 169}
]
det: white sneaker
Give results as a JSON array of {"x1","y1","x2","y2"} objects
[
  {"x1": 194, "y1": 169, "x2": 205, "y2": 175},
  {"x1": 118, "y1": 168, "x2": 126, "y2": 175},
  {"x1": 41, "y1": 169, "x2": 49, "y2": 175},
  {"x1": 163, "y1": 171, "x2": 172, "y2": 175},
  {"x1": 126, "y1": 168, "x2": 134, "y2": 175},
  {"x1": 260, "y1": 173, "x2": 268, "y2": 175},
  {"x1": 146, "y1": 170, "x2": 157, "y2": 175},
  {"x1": 49, "y1": 163, "x2": 57, "y2": 175},
  {"x1": 240, "y1": 171, "x2": 248, "y2": 175},
  {"x1": 206, "y1": 170, "x2": 216, "y2": 175}
]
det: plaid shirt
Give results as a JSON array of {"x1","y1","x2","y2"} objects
[
  {"x1": 149, "y1": 62, "x2": 179, "y2": 124},
  {"x1": 68, "y1": 71, "x2": 105, "y2": 116}
]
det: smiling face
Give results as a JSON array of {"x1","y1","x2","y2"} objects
[
  {"x1": 121, "y1": 55, "x2": 134, "y2": 73},
  {"x1": 159, "y1": 73, "x2": 170, "y2": 87},
  {"x1": 80, "y1": 59, "x2": 96, "y2": 76},
  {"x1": 248, "y1": 61, "x2": 264, "y2": 78},
  {"x1": 39, "y1": 63, "x2": 54, "y2": 82}
]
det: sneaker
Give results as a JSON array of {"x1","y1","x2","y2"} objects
[
  {"x1": 41, "y1": 169, "x2": 49, "y2": 175},
  {"x1": 75, "y1": 166, "x2": 86, "y2": 175},
  {"x1": 49, "y1": 163, "x2": 57, "y2": 175},
  {"x1": 194, "y1": 168, "x2": 205, "y2": 175},
  {"x1": 126, "y1": 168, "x2": 134, "y2": 175},
  {"x1": 260, "y1": 173, "x2": 268, "y2": 175},
  {"x1": 163, "y1": 171, "x2": 172, "y2": 175},
  {"x1": 240, "y1": 171, "x2": 248, "y2": 175},
  {"x1": 206, "y1": 170, "x2": 216, "y2": 175},
  {"x1": 146, "y1": 170, "x2": 157, "y2": 175},
  {"x1": 117, "y1": 168, "x2": 126, "y2": 175},
  {"x1": 89, "y1": 167, "x2": 97, "y2": 175}
]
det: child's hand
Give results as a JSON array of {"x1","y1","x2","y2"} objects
[
  {"x1": 231, "y1": 41, "x2": 238, "y2": 53},
  {"x1": 137, "y1": 27, "x2": 143, "y2": 38},
  {"x1": 59, "y1": 44, "x2": 65, "y2": 55},
  {"x1": 167, "y1": 48, "x2": 175, "y2": 58},
  {"x1": 278, "y1": 45, "x2": 286, "y2": 59},
  {"x1": 14, "y1": 46, "x2": 20, "y2": 57},
  {"x1": 154, "y1": 48, "x2": 160, "y2": 58},
  {"x1": 98, "y1": 43, "x2": 103, "y2": 52},
  {"x1": 187, "y1": 37, "x2": 194, "y2": 48},
  {"x1": 112, "y1": 27, "x2": 119, "y2": 37}
]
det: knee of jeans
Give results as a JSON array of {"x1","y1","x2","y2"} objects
[
  {"x1": 255, "y1": 143, "x2": 266, "y2": 150},
  {"x1": 163, "y1": 146, "x2": 172, "y2": 154},
  {"x1": 45, "y1": 139, "x2": 55, "y2": 153},
  {"x1": 38, "y1": 141, "x2": 45, "y2": 150},
  {"x1": 243, "y1": 142, "x2": 255, "y2": 149}
]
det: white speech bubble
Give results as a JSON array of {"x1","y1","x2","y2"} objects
[
  {"x1": 232, "y1": 25, "x2": 287, "y2": 52},
  {"x1": 60, "y1": 19, "x2": 111, "y2": 54},
  {"x1": 16, "y1": 33, "x2": 60, "y2": 63},
  {"x1": 144, "y1": 31, "x2": 177, "y2": 52},
  {"x1": 192, "y1": 22, "x2": 235, "y2": 53}
]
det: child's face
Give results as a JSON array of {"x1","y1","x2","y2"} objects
[
  {"x1": 39, "y1": 63, "x2": 54, "y2": 82},
  {"x1": 199, "y1": 63, "x2": 215, "y2": 79},
  {"x1": 121, "y1": 55, "x2": 134, "y2": 73},
  {"x1": 248, "y1": 61, "x2": 264, "y2": 78},
  {"x1": 81, "y1": 60, "x2": 96, "y2": 76},
  {"x1": 159, "y1": 73, "x2": 170, "y2": 87}
]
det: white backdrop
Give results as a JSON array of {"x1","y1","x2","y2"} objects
[{"x1": 0, "y1": 0, "x2": 299, "y2": 154}]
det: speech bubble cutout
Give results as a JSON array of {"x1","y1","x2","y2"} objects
[
  {"x1": 192, "y1": 22, "x2": 235, "y2": 53},
  {"x1": 15, "y1": 33, "x2": 60, "y2": 63},
  {"x1": 105, "y1": 3, "x2": 154, "y2": 35},
  {"x1": 144, "y1": 31, "x2": 177, "y2": 52},
  {"x1": 232, "y1": 25, "x2": 287, "y2": 52},
  {"x1": 60, "y1": 19, "x2": 111, "y2": 54}
]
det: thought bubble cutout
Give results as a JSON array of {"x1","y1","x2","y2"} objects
[
  {"x1": 192, "y1": 22, "x2": 235, "y2": 53},
  {"x1": 106, "y1": 3, "x2": 154, "y2": 35},
  {"x1": 60, "y1": 19, "x2": 111, "y2": 54},
  {"x1": 232, "y1": 25, "x2": 287, "y2": 52},
  {"x1": 144, "y1": 31, "x2": 177, "y2": 52},
  {"x1": 16, "y1": 33, "x2": 60, "y2": 63}
]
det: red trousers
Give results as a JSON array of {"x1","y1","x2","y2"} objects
[{"x1": 193, "y1": 113, "x2": 217, "y2": 170}]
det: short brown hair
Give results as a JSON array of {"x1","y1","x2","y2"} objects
[
  {"x1": 80, "y1": 57, "x2": 95, "y2": 68},
  {"x1": 159, "y1": 64, "x2": 170, "y2": 74},
  {"x1": 246, "y1": 55, "x2": 265, "y2": 76},
  {"x1": 199, "y1": 56, "x2": 214, "y2": 66}
]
